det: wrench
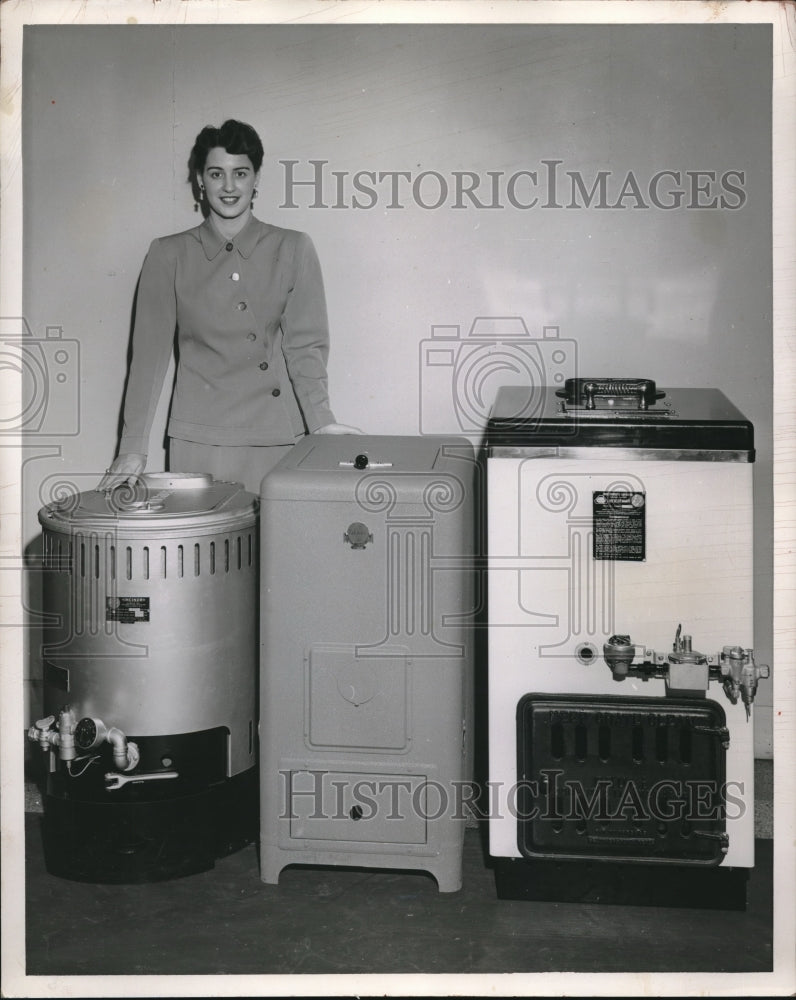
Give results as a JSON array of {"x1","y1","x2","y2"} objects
[{"x1": 104, "y1": 770, "x2": 179, "y2": 791}]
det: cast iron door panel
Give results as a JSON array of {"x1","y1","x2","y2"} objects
[{"x1": 516, "y1": 695, "x2": 729, "y2": 864}]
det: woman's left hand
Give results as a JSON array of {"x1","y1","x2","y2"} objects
[{"x1": 314, "y1": 422, "x2": 365, "y2": 435}]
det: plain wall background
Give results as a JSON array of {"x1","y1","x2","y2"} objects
[{"x1": 20, "y1": 23, "x2": 773, "y2": 752}]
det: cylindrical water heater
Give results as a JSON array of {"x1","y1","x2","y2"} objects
[{"x1": 30, "y1": 472, "x2": 259, "y2": 883}]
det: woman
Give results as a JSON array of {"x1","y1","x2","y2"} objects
[{"x1": 98, "y1": 119, "x2": 359, "y2": 494}]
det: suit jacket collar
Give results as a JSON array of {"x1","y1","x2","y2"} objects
[{"x1": 198, "y1": 214, "x2": 262, "y2": 260}]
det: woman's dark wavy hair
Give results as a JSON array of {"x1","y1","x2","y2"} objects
[{"x1": 188, "y1": 119, "x2": 264, "y2": 206}]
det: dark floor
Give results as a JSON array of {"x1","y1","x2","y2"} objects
[
  {"x1": 23, "y1": 763, "x2": 775, "y2": 980},
  {"x1": 24, "y1": 822, "x2": 774, "y2": 979}
]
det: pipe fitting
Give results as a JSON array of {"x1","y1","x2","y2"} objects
[
  {"x1": 57, "y1": 707, "x2": 77, "y2": 762},
  {"x1": 106, "y1": 728, "x2": 140, "y2": 772},
  {"x1": 603, "y1": 634, "x2": 636, "y2": 679},
  {"x1": 72, "y1": 716, "x2": 139, "y2": 771}
]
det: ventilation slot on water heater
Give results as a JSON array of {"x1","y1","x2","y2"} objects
[{"x1": 44, "y1": 528, "x2": 256, "y2": 593}]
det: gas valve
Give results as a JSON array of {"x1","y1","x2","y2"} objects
[
  {"x1": 27, "y1": 707, "x2": 76, "y2": 761},
  {"x1": 667, "y1": 627, "x2": 711, "y2": 695},
  {"x1": 602, "y1": 625, "x2": 769, "y2": 716},
  {"x1": 719, "y1": 645, "x2": 770, "y2": 715},
  {"x1": 601, "y1": 634, "x2": 635, "y2": 678}
]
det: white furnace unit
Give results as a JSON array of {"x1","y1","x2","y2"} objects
[
  {"x1": 259, "y1": 435, "x2": 476, "y2": 892},
  {"x1": 487, "y1": 378, "x2": 768, "y2": 908}
]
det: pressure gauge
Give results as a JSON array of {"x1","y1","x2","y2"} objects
[{"x1": 74, "y1": 717, "x2": 108, "y2": 752}]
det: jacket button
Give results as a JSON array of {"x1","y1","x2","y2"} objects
[
  {"x1": 225, "y1": 242, "x2": 234, "y2": 252},
  {"x1": 272, "y1": 388, "x2": 281, "y2": 397},
  {"x1": 230, "y1": 272, "x2": 240, "y2": 281},
  {"x1": 259, "y1": 361, "x2": 269, "y2": 370},
  {"x1": 247, "y1": 333, "x2": 257, "y2": 342},
  {"x1": 237, "y1": 302, "x2": 248, "y2": 311}
]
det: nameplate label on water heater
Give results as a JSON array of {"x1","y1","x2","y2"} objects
[
  {"x1": 592, "y1": 491, "x2": 646, "y2": 561},
  {"x1": 106, "y1": 596, "x2": 150, "y2": 623}
]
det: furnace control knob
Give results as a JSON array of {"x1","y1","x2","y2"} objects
[
  {"x1": 344, "y1": 522, "x2": 373, "y2": 549},
  {"x1": 354, "y1": 454, "x2": 369, "y2": 470}
]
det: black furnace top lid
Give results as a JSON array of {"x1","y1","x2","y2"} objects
[{"x1": 487, "y1": 381, "x2": 754, "y2": 458}]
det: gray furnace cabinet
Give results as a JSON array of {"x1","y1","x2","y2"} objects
[{"x1": 259, "y1": 434, "x2": 477, "y2": 892}]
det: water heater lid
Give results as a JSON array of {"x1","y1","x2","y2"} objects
[
  {"x1": 38, "y1": 473, "x2": 258, "y2": 533},
  {"x1": 138, "y1": 472, "x2": 215, "y2": 490}
]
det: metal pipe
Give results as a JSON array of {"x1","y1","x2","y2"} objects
[{"x1": 106, "y1": 727, "x2": 140, "y2": 772}]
